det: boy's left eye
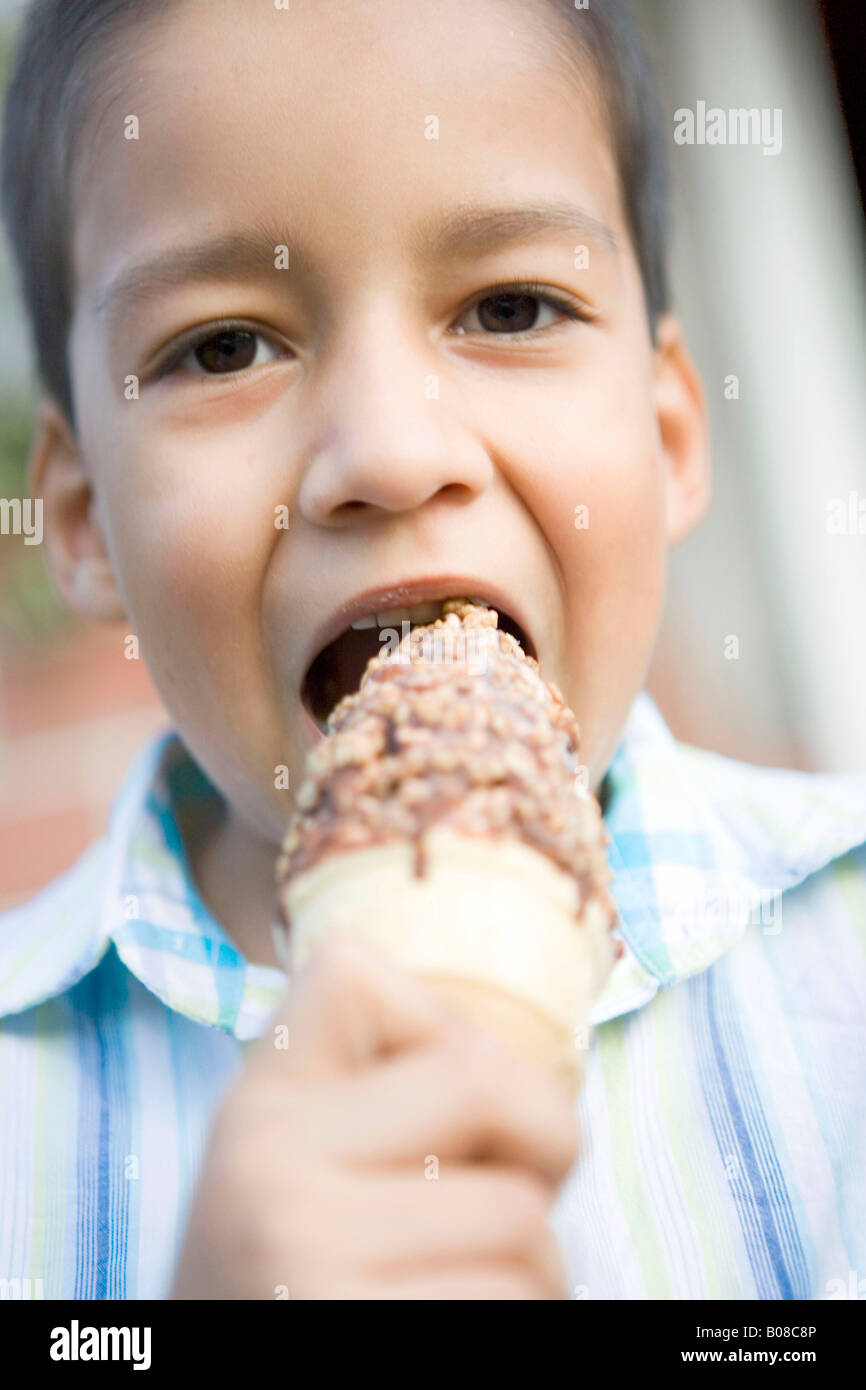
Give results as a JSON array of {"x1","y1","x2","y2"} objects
[{"x1": 453, "y1": 282, "x2": 587, "y2": 338}]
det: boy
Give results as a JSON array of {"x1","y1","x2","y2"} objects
[{"x1": 1, "y1": 0, "x2": 865, "y2": 1300}]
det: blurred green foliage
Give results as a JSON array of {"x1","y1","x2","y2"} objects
[
  {"x1": 0, "y1": 389, "x2": 33, "y2": 495},
  {"x1": 0, "y1": 395, "x2": 73, "y2": 650}
]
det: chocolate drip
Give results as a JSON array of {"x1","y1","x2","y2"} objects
[{"x1": 413, "y1": 833, "x2": 427, "y2": 879}]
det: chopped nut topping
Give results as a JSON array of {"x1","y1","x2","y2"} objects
[{"x1": 278, "y1": 599, "x2": 620, "y2": 945}]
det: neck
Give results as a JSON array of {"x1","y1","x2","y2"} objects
[{"x1": 185, "y1": 804, "x2": 285, "y2": 970}]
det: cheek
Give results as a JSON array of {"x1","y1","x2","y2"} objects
[
  {"x1": 575, "y1": 454, "x2": 667, "y2": 622},
  {"x1": 104, "y1": 429, "x2": 271, "y2": 607},
  {"x1": 553, "y1": 450, "x2": 667, "y2": 648},
  {"x1": 97, "y1": 428, "x2": 281, "y2": 704},
  {"x1": 508, "y1": 366, "x2": 668, "y2": 706},
  {"x1": 519, "y1": 372, "x2": 666, "y2": 599}
]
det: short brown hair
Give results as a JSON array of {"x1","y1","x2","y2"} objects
[{"x1": 1, "y1": 0, "x2": 669, "y2": 428}]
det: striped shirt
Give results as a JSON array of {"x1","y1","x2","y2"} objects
[{"x1": 1, "y1": 691, "x2": 865, "y2": 1300}]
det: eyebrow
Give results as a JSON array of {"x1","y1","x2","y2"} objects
[
  {"x1": 95, "y1": 200, "x2": 617, "y2": 332},
  {"x1": 412, "y1": 199, "x2": 618, "y2": 262},
  {"x1": 95, "y1": 224, "x2": 293, "y2": 332}
]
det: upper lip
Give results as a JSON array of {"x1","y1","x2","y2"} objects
[{"x1": 299, "y1": 574, "x2": 539, "y2": 690}]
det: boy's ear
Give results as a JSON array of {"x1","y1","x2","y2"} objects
[
  {"x1": 28, "y1": 396, "x2": 127, "y2": 621},
  {"x1": 652, "y1": 314, "x2": 712, "y2": 545}
]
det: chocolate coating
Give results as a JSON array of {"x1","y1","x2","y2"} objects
[{"x1": 277, "y1": 600, "x2": 620, "y2": 943}]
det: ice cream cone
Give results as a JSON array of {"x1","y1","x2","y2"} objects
[
  {"x1": 277, "y1": 599, "x2": 621, "y2": 1095},
  {"x1": 277, "y1": 827, "x2": 616, "y2": 1092}
]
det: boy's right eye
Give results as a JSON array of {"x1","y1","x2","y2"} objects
[{"x1": 152, "y1": 322, "x2": 290, "y2": 380}]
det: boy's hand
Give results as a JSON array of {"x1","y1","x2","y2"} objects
[{"x1": 170, "y1": 936, "x2": 579, "y2": 1300}]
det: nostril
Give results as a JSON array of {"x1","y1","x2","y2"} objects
[
  {"x1": 330, "y1": 499, "x2": 369, "y2": 525},
  {"x1": 436, "y1": 481, "x2": 476, "y2": 507}
]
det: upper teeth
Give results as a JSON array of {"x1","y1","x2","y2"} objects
[{"x1": 351, "y1": 600, "x2": 452, "y2": 631}]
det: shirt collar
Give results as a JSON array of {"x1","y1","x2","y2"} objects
[
  {"x1": 2, "y1": 694, "x2": 866, "y2": 1034},
  {"x1": 593, "y1": 692, "x2": 866, "y2": 1020},
  {"x1": 103, "y1": 732, "x2": 288, "y2": 1039},
  {"x1": 0, "y1": 729, "x2": 286, "y2": 1039}
]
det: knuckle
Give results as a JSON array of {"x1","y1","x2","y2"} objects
[{"x1": 438, "y1": 1021, "x2": 536, "y2": 1130}]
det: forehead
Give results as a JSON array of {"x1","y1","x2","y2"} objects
[{"x1": 71, "y1": 0, "x2": 625, "y2": 314}]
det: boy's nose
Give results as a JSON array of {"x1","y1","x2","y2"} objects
[{"x1": 295, "y1": 318, "x2": 494, "y2": 525}]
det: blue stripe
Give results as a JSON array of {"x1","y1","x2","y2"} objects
[
  {"x1": 689, "y1": 974, "x2": 775, "y2": 1296},
  {"x1": 610, "y1": 830, "x2": 713, "y2": 868},
  {"x1": 712, "y1": 957, "x2": 812, "y2": 1296},
  {"x1": 213, "y1": 942, "x2": 246, "y2": 1031},
  {"x1": 760, "y1": 869, "x2": 862, "y2": 1277},
  {"x1": 604, "y1": 743, "x2": 676, "y2": 985},
  {"x1": 70, "y1": 956, "x2": 131, "y2": 1298},
  {"x1": 116, "y1": 917, "x2": 239, "y2": 964},
  {"x1": 165, "y1": 1005, "x2": 194, "y2": 1277},
  {"x1": 118, "y1": 972, "x2": 141, "y2": 1301},
  {"x1": 71, "y1": 973, "x2": 99, "y2": 1298},
  {"x1": 605, "y1": 839, "x2": 674, "y2": 983},
  {"x1": 703, "y1": 969, "x2": 796, "y2": 1298},
  {"x1": 103, "y1": 950, "x2": 132, "y2": 1298}
]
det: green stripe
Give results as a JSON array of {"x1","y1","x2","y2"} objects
[
  {"x1": 654, "y1": 985, "x2": 735, "y2": 1297},
  {"x1": 1, "y1": 925, "x2": 55, "y2": 990},
  {"x1": 598, "y1": 1018, "x2": 673, "y2": 1297},
  {"x1": 135, "y1": 839, "x2": 179, "y2": 874},
  {"x1": 244, "y1": 980, "x2": 286, "y2": 1006}
]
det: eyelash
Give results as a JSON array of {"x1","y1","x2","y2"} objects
[{"x1": 152, "y1": 279, "x2": 592, "y2": 381}]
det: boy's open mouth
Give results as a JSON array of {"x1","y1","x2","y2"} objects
[{"x1": 301, "y1": 594, "x2": 535, "y2": 730}]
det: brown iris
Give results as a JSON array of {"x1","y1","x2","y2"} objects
[
  {"x1": 194, "y1": 328, "x2": 258, "y2": 373},
  {"x1": 475, "y1": 293, "x2": 540, "y2": 333}
]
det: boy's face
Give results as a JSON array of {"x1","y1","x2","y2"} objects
[{"x1": 40, "y1": 0, "x2": 709, "y2": 846}]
